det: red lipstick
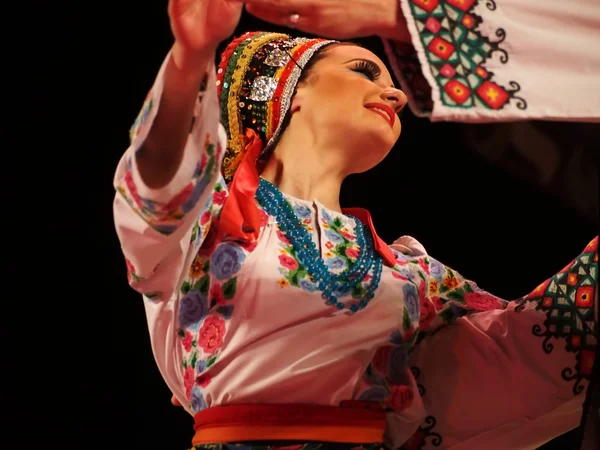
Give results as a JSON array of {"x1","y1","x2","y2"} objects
[{"x1": 364, "y1": 103, "x2": 396, "y2": 128}]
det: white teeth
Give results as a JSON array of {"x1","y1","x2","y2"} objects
[{"x1": 368, "y1": 107, "x2": 390, "y2": 121}]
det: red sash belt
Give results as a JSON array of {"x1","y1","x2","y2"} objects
[{"x1": 192, "y1": 403, "x2": 386, "y2": 445}]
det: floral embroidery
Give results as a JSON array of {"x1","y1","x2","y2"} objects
[
  {"x1": 125, "y1": 258, "x2": 141, "y2": 284},
  {"x1": 117, "y1": 136, "x2": 221, "y2": 235},
  {"x1": 198, "y1": 315, "x2": 226, "y2": 353},
  {"x1": 211, "y1": 243, "x2": 246, "y2": 280},
  {"x1": 463, "y1": 291, "x2": 503, "y2": 310},
  {"x1": 405, "y1": 0, "x2": 527, "y2": 110},
  {"x1": 515, "y1": 236, "x2": 598, "y2": 395},
  {"x1": 359, "y1": 328, "x2": 418, "y2": 415},
  {"x1": 403, "y1": 284, "x2": 420, "y2": 321},
  {"x1": 129, "y1": 90, "x2": 153, "y2": 141},
  {"x1": 190, "y1": 179, "x2": 228, "y2": 251},
  {"x1": 178, "y1": 237, "x2": 246, "y2": 411},
  {"x1": 275, "y1": 210, "x2": 366, "y2": 295},
  {"x1": 179, "y1": 291, "x2": 209, "y2": 330}
]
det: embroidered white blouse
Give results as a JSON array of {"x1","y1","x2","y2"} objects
[
  {"x1": 385, "y1": 0, "x2": 600, "y2": 123},
  {"x1": 113, "y1": 53, "x2": 598, "y2": 450}
]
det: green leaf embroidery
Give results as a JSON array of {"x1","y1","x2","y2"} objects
[
  {"x1": 288, "y1": 269, "x2": 303, "y2": 286},
  {"x1": 464, "y1": 282, "x2": 474, "y2": 293},
  {"x1": 183, "y1": 360, "x2": 188, "y2": 369},
  {"x1": 296, "y1": 268, "x2": 308, "y2": 280},
  {"x1": 181, "y1": 281, "x2": 191, "y2": 294},
  {"x1": 335, "y1": 243, "x2": 348, "y2": 257},
  {"x1": 352, "y1": 284, "x2": 367, "y2": 299},
  {"x1": 206, "y1": 356, "x2": 217, "y2": 368},
  {"x1": 333, "y1": 217, "x2": 343, "y2": 228},
  {"x1": 192, "y1": 339, "x2": 197, "y2": 348},
  {"x1": 193, "y1": 275, "x2": 210, "y2": 295},
  {"x1": 210, "y1": 298, "x2": 217, "y2": 309},
  {"x1": 222, "y1": 277, "x2": 238, "y2": 300},
  {"x1": 191, "y1": 353, "x2": 198, "y2": 370},
  {"x1": 203, "y1": 259, "x2": 210, "y2": 272},
  {"x1": 191, "y1": 223, "x2": 198, "y2": 242},
  {"x1": 205, "y1": 154, "x2": 215, "y2": 176},
  {"x1": 418, "y1": 271, "x2": 426, "y2": 281},
  {"x1": 178, "y1": 329, "x2": 186, "y2": 338},
  {"x1": 447, "y1": 288, "x2": 465, "y2": 302},
  {"x1": 206, "y1": 142, "x2": 214, "y2": 156},
  {"x1": 402, "y1": 308, "x2": 412, "y2": 330},
  {"x1": 215, "y1": 183, "x2": 223, "y2": 192},
  {"x1": 439, "y1": 284, "x2": 449, "y2": 294}
]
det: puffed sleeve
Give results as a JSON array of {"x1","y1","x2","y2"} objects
[
  {"x1": 396, "y1": 236, "x2": 598, "y2": 449},
  {"x1": 383, "y1": 0, "x2": 600, "y2": 123},
  {"x1": 113, "y1": 50, "x2": 228, "y2": 303}
]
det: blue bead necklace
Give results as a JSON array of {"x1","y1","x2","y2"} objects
[{"x1": 255, "y1": 178, "x2": 383, "y2": 312}]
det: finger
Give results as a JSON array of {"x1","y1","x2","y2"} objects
[
  {"x1": 245, "y1": 4, "x2": 305, "y2": 28},
  {"x1": 171, "y1": 395, "x2": 183, "y2": 406}
]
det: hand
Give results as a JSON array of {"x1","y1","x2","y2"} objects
[
  {"x1": 243, "y1": 0, "x2": 411, "y2": 41},
  {"x1": 168, "y1": 0, "x2": 244, "y2": 68}
]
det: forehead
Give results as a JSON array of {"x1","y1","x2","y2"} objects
[{"x1": 314, "y1": 44, "x2": 394, "y2": 84}]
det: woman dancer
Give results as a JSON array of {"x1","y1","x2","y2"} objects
[{"x1": 114, "y1": 1, "x2": 598, "y2": 448}]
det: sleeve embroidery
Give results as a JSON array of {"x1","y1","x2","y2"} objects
[{"x1": 400, "y1": 0, "x2": 528, "y2": 110}]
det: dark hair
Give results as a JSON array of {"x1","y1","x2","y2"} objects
[{"x1": 297, "y1": 41, "x2": 361, "y2": 83}]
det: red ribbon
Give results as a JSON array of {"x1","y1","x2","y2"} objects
[{"x1": 218, "y1": 129, "x2": 264, "y2": 242}]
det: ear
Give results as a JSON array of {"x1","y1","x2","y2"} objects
[{"x1": 290, "y1": 94, "x2": 302, "y2": 113}]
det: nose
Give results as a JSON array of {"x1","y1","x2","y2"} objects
[{"x1": 381, "y1": 87, "x2": 408, "y2": 114}]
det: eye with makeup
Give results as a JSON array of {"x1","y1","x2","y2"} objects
[{"x1": 350, "y1": 59, "x2": 381, "y2": 81}]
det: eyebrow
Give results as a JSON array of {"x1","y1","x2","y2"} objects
[{"x1": 343, "y1": 58, "x2": 396, "y2": 88}]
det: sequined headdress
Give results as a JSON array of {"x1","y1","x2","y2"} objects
[{"x1": 217, "y1": 31, "x2": 337, "y2": 182}]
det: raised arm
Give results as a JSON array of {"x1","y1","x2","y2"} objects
[{"x1": 113, "y1": 0, "x2": 243, "y2": 299}]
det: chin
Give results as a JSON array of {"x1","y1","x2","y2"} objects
[
  {"x1": 366, "y1": 125, "x2": 397, "y2": 152},
  {"x1": 348, "y1": 136, "x2": 394, "y2": 173}
]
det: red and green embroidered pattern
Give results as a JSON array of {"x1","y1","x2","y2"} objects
[
  {"x1": 407, "y1": 0, "x2": 527, "y2": 110},
  {"x1": 516, "y1": 237, "x2": 598, "y2": 395}
]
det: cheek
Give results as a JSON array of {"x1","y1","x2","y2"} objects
[{"x1": 315, "y1": 76, "x2": 365, "y2": 108}]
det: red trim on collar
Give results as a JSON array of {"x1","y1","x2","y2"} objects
[{"x1": 342, "y1": 207, "x2": 396, "y2": 267}]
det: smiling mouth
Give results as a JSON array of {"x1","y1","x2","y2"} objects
[{"x1": 364, "y1": 103, "x2": 395, "y2": 128}]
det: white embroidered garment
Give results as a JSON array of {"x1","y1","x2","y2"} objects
[
  {"x1": 113, "y1": 53, "x2": 598, "y2": 449},
  {"x1": 384, "y1": 0, "x2": 600, "y2": 122}
]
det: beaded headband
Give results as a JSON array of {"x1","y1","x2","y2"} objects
[{"x1": 217, "y1": 31, "x2": 337, "y2": 183}]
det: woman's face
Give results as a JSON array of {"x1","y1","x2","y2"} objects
[{"x1": 291, "y1": 44, "x2": 407, "y2": 174}]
